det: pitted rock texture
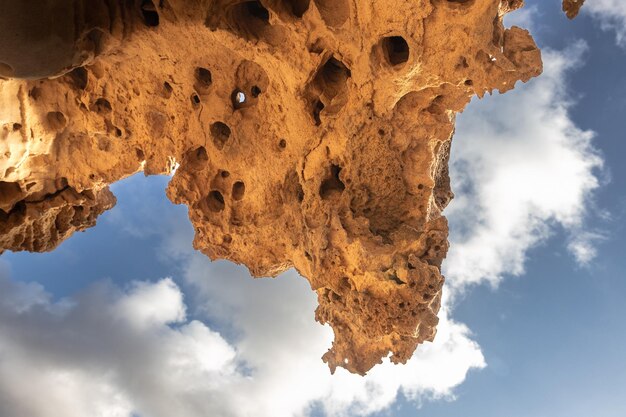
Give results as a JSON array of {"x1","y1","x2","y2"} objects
[
  {"x1": 563, "y1": 0, "x2": 586, "y2": 19},
  {"x1": 0, "y1": 0, "x2": 543, "y2": 374}
]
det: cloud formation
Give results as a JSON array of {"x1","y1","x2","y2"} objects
[
  {"x1": 0, "y1": 268, "x2": 484, "y2": 417},
  {"x1": 445, "y1": 41, "x2": 602, "y2": 288},
  {"x1": 584, "y1": 0, "x2": 626, "y2": 47}
]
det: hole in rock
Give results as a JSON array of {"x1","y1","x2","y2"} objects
[
  {"x1": 231, "y1": 89, "x2": 248, "y2": 109},
  {"x1": 232, "y1": 181, "x2": 246, "y2": 200},
  {"x1": 317, "y1": 57, "x2": 351, "y2": 97},
  {"x1": 46, "y1": 112, "x2": 67, "y2": 130},
  {"x1": 29, "y1": 87, "x2": 42, "y2": 100},
  {"x1": 12, "y1": 123, "x2": 22, "y2": 131},
  {"x1": 313, "y1": 0, "x2": 349, "y2": 27},
  {"x1": 141, "y1": 0, "x2": 160, "y2": 26},
  {"x1": 191, "y1": 93, "x2": 201, "y2": 107},
  {"x1": 278, "y1": 139, "x2": 287, "y2": 149},
  {"x1": 94, "y1": 98, "x2": 112, "y2": 114},
  {"x1": 0, "y1": 181, "x2": 22, "y2": 208},
  {"x1": 68, "y1": 67, "x2": 88, "y2": 90},
  {"x1": 296, "y1": 183, "x2": 304, "y2": 202},
  {"x1": 308, "y1": 56, "x2": 350, "y2": 124},
  {"x1": 245, "y1": 1, "x2": 270, "y2": 20},
  {"x1": 250, "y1": 85, "x2": 261, "y2": 97},
  {"x1": 224, "y1": 1, "x2": 273, "y2": 41},
  {"x1": 312, "y1": 100, "x2": 324, "y2": 126},
  {"x1": 319, "y1": 164, "x2": 345, "y2": 200},
  {"x1": 381, "y1": 36, "x2": 409, "y2": 66},
  {"x1": 185, "y1": 146, "x2": 208, "y2": 171},
  {"x1": 163, "y1": 81, "x2": 173, "y2": 98},
  {"x1": 210, "y1": 122, "x2": 231, "y2": 150},
  {"x1": 286, "y1": 0, "x2": 310, "y2": 17},
  {"x1": 195, "y1": 67, "x2": 212, "y2": 89},
  {"x1": 207, "y1": 190, "x2": 225, "y2": 212},
  {"x1": 221, "y1": 170, "x2": 230, "y2": 178}
]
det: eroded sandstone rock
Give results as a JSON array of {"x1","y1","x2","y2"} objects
[
  {"x1": 563, "y1": 0, "x2": 586, "y2": 19},
  {"x1": 0, "y1": 0, "x2": 544, "y2": 374}
]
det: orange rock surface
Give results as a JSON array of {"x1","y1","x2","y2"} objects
[
  {"x1": 563, "y1": 0, "x2": 586, "y2": 19},
  {"x1": 0, "y1": 0, "x2": 546, "y2": 374}
]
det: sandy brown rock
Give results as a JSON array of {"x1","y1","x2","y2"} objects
[
  {"x1": 0, "y1": 0, "x2": 542, "y2": 374},
  {"x1": 0, "y1": 186, "x2": 115, "y2": 254},
  {"x1": 563, "y1": 0, "x2": 586, "y2": 19}
]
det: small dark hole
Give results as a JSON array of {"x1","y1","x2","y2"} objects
[
  {"x1": 290, "y1": 0, "x2": 310, "y2": 17},
  {"x1": 296, "y1": 184, "x2": 304, "y2": 202},
  {"x1": 47, "y1": 111, "x2": 67, "y2": 130},
  {"x1": 382, "y1": 36, "x2": 409, "y2": 66},
  {"x1": 251, "y1": 85, "x2": 261, "y2": 97},
  {"x1": 115, "y1": 127, "x2": 122, "y2": 137},
  {"x1": 232, "y1": 181, "x2": 246, "y2": 201},
  {"x1": 221, "y1": 170, "x2": 230, "y2": 178},
  {"x1": 313, "y1": 99, "x2": 324, "y2": 126},
  {"x1": 207, "y1": 191, "x2": 225, "y2": 212},
  {"x1": 68, "y1": 67, "x2": 88, "y2": 90},
  {"x1": 163, "y1": 81, "x2": 173, "y2": 98},
  {"x1": 320, "y1": 164, "x2": 345, "y2": 200},
  {"x1": 12, "y1": 123, "x2": 22, "y2": 131},
  {"x1": 94, "y1": 98, "x2": 112, "y2": 114},
  {"x1": 29, "y1": 87, "x2": 42, "y2": 100},
  {"x1": 465, "y1": 79, "x2": 473, "y2": 86},
  {"x1": 211, "y1": 122, "x2": 231, "y2": 150},
  {"x1": 135, "y1": 148, "x2": 145, "y2": 160},
  {"x1": 278, "y1": 139, "x2": 287, "y2": 149},
  {"x1": 378, "y1": 128, "x2": 385, "y2": 136},
  {"x1": 141, "y1": 0, "x2": 160, "y2": 26},
  {"x1": 191, "y1": 93, "x2": 201, "y2": 106},
  {"x1": 246, "y1": 1, "x2": 270, "y2": 21},
  {"x1": 195, "y1": 67, "x2": 212, "y2": 88}
]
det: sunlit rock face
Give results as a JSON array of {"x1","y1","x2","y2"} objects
[
  {"x1": 0, "y1": 0, "x2": 543, "y2": 374},
  {"x1": 562, "y1": 0, "x2": 586, "y2": 19}
]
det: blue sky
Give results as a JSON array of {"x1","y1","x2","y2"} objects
[{"x1": 1, "y1": 2, "x2": 625, "y2": 416}]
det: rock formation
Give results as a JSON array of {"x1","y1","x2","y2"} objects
[
  {"x1": 563, "y1": 0, "x2": 586, "y2": 19},
  {"x1": 0, "y1": 0, "x2": 549, "y2": 374}
]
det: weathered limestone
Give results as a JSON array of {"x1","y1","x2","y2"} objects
[{"x1": 0, "y1": 0, "x2": 547, "y2": 374}]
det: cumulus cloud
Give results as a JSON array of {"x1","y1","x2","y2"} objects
[
  {"x1": 445, "y1": 41, "x2": 603, "y2": 289},
  {"x1": 0, "y1": 266, "x2": 484, "y2": 417},
  {"x1": 584, "y1": 0, "x2": 626, "y2": 47}
]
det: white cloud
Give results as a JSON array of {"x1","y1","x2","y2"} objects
[
  {"x1": 0, "y1": 266, "x2": 484, "y2": 417},
  {"x1": 445, "y1": 40, "x2": 603, "y2": 289},
  {"x1": 567, "y1": 230, "x2": 607, "y2": 265},
  {"x1": 584, "y1": 0, "x2": 626, "y2": 47}
]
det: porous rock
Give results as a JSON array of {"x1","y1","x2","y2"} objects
[{"x1": 0, "y1": 0, "x2": 544, "y2": 374}]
